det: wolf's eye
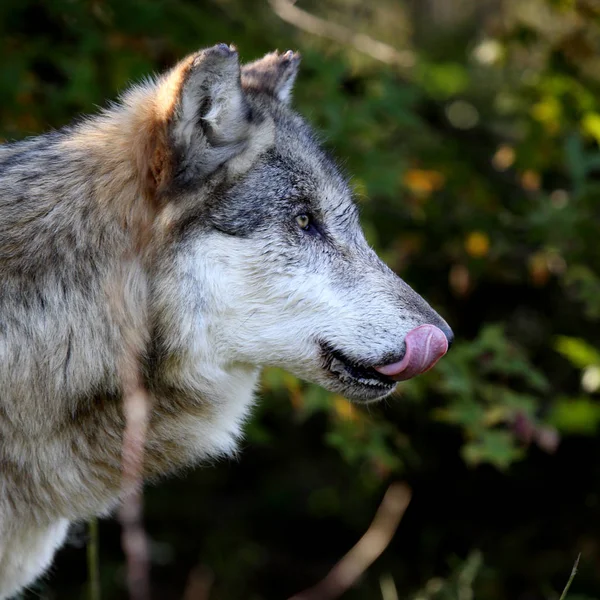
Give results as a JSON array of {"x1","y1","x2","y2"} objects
[{"x1": 295, "y1": 214, "x2": 311, "y2": 230}]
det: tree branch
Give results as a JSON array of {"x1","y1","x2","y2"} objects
[
  {"x1": 119, "y1": 367, "x2": 152, "y2": 600},
  {"x1": 111, "y1": 262, "x2": 153, "y2": 600},
  {"x1": 269, "y1": 0, "x2": 415, "y2": 70},
  {"x1": 288, "y1": 483, "x2": 412, "y2": 600}
]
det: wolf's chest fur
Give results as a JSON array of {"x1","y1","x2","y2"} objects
[{"x1": 3, "y1": 355, "x2": 258, "y2": 521}]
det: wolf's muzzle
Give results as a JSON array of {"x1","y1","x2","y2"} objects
[{"x1": 374, "y1": 324, "x2": 451, "y2": 381}]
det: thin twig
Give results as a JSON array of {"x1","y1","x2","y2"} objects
[
  {"x1": 87, "y1": 518, "x2": 101, "y2": 600},
  {"x1": 289, "y1": 482, "x2": 412, "y2": 600},
  {"x1": 268, "y1": 0, "x2": 415, "y2": 70},
  {"x1": 558, "y1": 553, "x2": 581, "y2": 600},
  {"x1": 119, "y1": 371, "x2": 152, "y2": 600},
  {"x1": 109, "y1": 256, "x2": 153, "y2": 600},
  {"x1": 379, "y1": 573, "x2": 398, "y2": 600}
]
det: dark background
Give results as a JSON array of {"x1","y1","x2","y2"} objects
[{"x1": 3, "y1": 1, "x2": 600, "y2": 598}]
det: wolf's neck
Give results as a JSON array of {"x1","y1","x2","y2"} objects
[{"x1": 148, "y1": 360, "x2": 261, "y2": 473}]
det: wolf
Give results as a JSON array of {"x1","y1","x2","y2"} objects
[{"x1": 0, "y1": 44, "x2": 452, "y2": 597}]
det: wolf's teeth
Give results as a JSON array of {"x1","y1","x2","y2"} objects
[
  {"x1": 357, "y1": 378, "x2": 387, "y2": 386},
  {"x1": 326, "y1": 351, "x2": 394, "y2": 388}
]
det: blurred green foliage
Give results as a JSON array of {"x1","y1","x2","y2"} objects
[{"x1": 3, "y1": 0, "x2": 600, "y2": 598}]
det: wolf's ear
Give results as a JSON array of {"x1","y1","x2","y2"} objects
[
  {"x1": 147, "y1": 44, "x2": 252, "y2": 191},
  {"x1": 241, "y1": 50, "x2": 301, "y2": 105}
]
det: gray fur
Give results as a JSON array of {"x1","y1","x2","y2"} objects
[{"x1": 0, "y1": 45, "x2": 451, "y2": 598}]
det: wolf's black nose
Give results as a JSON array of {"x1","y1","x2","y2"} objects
[{"x1": 439, "y1": 324, "x2": 454, "y2": 349}]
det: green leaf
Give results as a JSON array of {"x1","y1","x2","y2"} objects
[
  {"x1": 548, "y1": 396, "x2": 600, "y2": 434},
  {"x1": 555, "y1": 336, "x2": 600, "y2": 369},
  {"x1": 416, "y1": 61, "x2": 470, "y2": 98},
  {"x1": 433, "y1": 402, "x2": 486, "y2": 430},
  {"x1": 462, "y1": 431, "x2": 524, "y2": 470}
]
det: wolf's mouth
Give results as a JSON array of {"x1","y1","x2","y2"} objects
[
  {"x1": 320, "y1": 325, "x2": 450, "y2": 398},
  {"x1": 322, "y1": 346, "x2": 397, "y2": 391}
]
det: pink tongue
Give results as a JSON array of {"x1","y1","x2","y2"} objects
[{"x1": 374, "y1": 324, "x2": 448, "y2": 381}]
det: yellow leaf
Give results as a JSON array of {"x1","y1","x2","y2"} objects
[
  {"x1": 465, "y1": 232, "x2": 490, "y2": 258},
  {"x1": 491, "y1": 145, "x2": 515, "y2": 171},
  {"x1": 582, "y1": 113, "x2": 600, "y2": 144},
  {"x1": 528, "y1": 252, "x2": 550, "y2": 287},
  {"x1": 531, "y1": 96, "x2": 561, "y2": 131},
  {"x1": 483, "y1": 405, "x2": 510, "y2": 427},
  {"x1": 332, "y1": 395, "x2": 358, "y2": 422},
  {"x1": 521, "y1": 170, "x2": 541, "y2": 191},
  {"x1": 403, "y1": 169, "x2": 445, "y2": 196}
]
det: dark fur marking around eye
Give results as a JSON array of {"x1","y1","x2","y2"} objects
[{"x1": 296, "y1": 212, "x2": 323, "y2": 238}]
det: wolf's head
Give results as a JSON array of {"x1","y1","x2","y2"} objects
[{"x1": 134, "y1": 44, "x2": 452, "y2": 403}]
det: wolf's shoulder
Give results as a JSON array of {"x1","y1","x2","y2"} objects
[{"x1": 0, "y1": 130, "x2": 67, "y2": 173}]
